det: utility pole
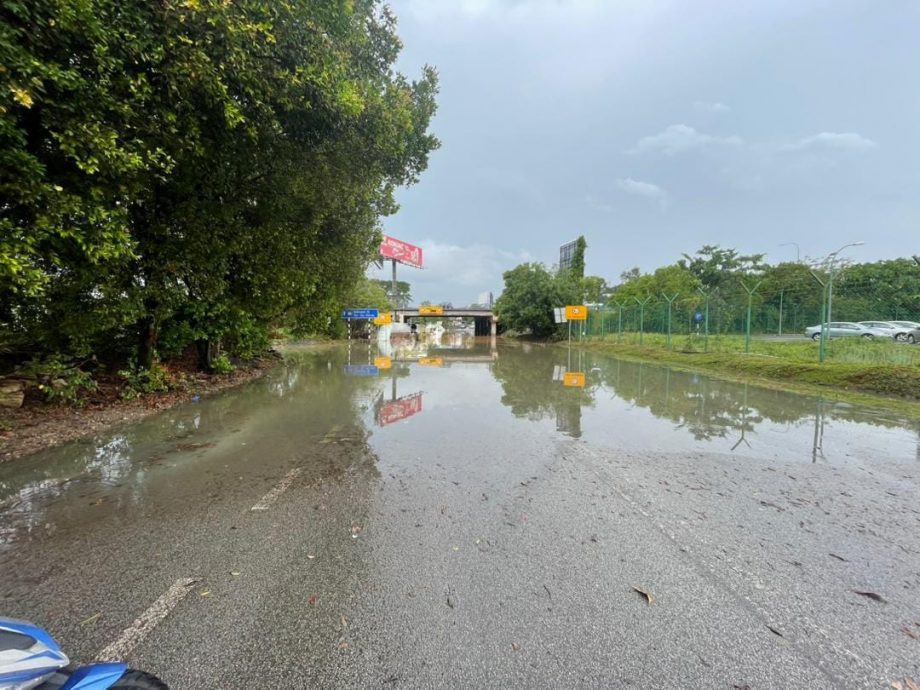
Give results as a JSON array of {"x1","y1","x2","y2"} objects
[
  {"x1": 391, "y1": 259, "x2": 398, "y2": 307},
  {"x1": 825, "y1": 242, "x2": 864, "y2": 328}
]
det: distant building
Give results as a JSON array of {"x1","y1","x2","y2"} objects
[
  {"x1": 477, "y1": 291, "x2": 494, "y2": 308},
  {"x1": 559, "y1": 239, "x2": 578, "y2": 270}
]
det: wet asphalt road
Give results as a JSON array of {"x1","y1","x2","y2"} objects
[{"x1": 1, "y1": 341, "x2": 919, "y2": 688}]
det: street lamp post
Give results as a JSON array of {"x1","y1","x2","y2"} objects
[{"x1": 825, "y1": 241, "x2": 864, "y2": 331}]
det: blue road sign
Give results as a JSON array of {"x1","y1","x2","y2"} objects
[
  {"x1": 694, "y1": 310, "x2": 703, "y2": 323},
  {"x1": 342, "y1": 308, "x2": 380, "y2": 320},
  {"x1": 343, "y1": 365, "x2": 379, "y2": 377}
]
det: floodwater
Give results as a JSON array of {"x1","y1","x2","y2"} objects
[
  {"x1": 1, "y1": 337, "x2": 919, "y2": 687},
  {"x1": 2, "y1": 337, "x2": 917, "y2": 548}
]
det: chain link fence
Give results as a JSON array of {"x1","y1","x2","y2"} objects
[{"x1": 579, "y1": 278, "x2": 920, "y2": 366}]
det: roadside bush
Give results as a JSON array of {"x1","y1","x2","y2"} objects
[
  {"x1": 119, "y1": 362, "x2": 170, "y2": 400},
  {"x1": 17, "y1": 356, "x2": 98, "y2": 406},
  {"x1": 212, "y1": 354, "x2": 235, "y2": 375}
]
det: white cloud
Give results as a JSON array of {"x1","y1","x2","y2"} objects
[
  {"x1": 693, "y1": 100, "x2": 730, "y2": 114},
  {"x1": 615, "y1": 177, "x2": 670, "y2": 208},
  {"x1": 784, "y1": 131, "x2": 878, "y2": 152},
  {"x1": 630, "y1": 124, "x2": 743, "y2": 155}
]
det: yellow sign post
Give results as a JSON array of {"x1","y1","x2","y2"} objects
[
  {"x1": 563, "y1": 372, "x2": 586, "y2": 388},
  {"x1": 418, "y1": 305, "x2": 445, "y2": 316},
  {"x1": 564, "y1": 305, "x2": 587, "y2": 321},
  {"x1": 418, "y1": 357, "x2": 444, "y2": 367},
  {"x1": 373, "y1": 313, "x2": 393, "y2": 326},
  {"x1": 374, "y1": 356, "x2": 392, "y2": 370}
]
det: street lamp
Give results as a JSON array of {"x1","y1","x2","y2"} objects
[
  {"x1": 779, "y1": 242, "x2": 801, "y2": 263},
  {"x1": 824, "y1": 241, "x2": 864, "y2": 338}
]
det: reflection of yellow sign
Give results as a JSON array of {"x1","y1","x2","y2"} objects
[
  {"x1": 563, "y1": 372, "x2": 586, "y2": 388},
  {"x1": 374, "y1": 356, "x2": 392, "y2": 369},
  {"x1": 565, "y1": 305, "x2": 587, "y2": 321},
  {"x1": 373, "y1": 313, "x2": 393, "y2": 325},
  {"x1": 419, "y1": 305, "x2": 444, "y2": 315},
  {"x1": 418, "y1": 357, "x2": 444, "y2": 367}
]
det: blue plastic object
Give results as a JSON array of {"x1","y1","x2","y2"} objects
[{"x1": 61, "y1": 663, "x2": 129, "y2": 690}]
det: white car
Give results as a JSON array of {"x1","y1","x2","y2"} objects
[{"x1": 805, "y1": 322, "x2": 877, "y2": 340}]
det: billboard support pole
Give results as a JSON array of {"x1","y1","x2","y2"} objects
[{"x1": 391, "y1": 259, "x2": 397, "y2": 307}]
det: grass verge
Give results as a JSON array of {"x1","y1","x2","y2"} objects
[{"x1": 572, "y1": 339, "x2": 920, "y2": 405}]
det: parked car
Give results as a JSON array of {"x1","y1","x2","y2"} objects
[
  {"x1": 858, "y1": 321, "x2": 904, "y2": 339},
  {"x1": 905, "y1": 325, "x2": 920, "y2": 344},
  {"x1": 804, "y1": 322, "x2": 877, "y2": 341},
  {"x1": 887, "y1": 320, "x2": 920, "y2": 341}
]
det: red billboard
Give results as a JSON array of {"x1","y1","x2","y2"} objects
[
  {"x1": 380, "y1": 235, "x2": 423, "y2": 269},
  {"x1": 376, "y1": 392, "x2": 423, "y2": 426}
]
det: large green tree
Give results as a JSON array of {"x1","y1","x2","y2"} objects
[{"x1": 495, "y1": 263, "x2": 580, "y2": 337}]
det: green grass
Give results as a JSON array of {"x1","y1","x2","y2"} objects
[{"x1": 575, "y1": 333, "x2": 920, "y2": 402}]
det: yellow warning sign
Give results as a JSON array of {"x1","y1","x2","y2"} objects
[
  {"x1": 563, "y1": 372, "x2": 586, "y2": 388},
  {"x1": 565, "y1": 305, "x2": 587, "y2": 321},
  {"x1": 374, "y1": 356, "x2": 392, "y2": 369},
  {"x1": 418, "y1": 357, "x2": 444, "y2": 367},
  {"x1": 419, "y1": 305, "x2": 444, "y2": 316},
  {"x1": 373, "y1": 313, "x2": 393, "y2": 326}
]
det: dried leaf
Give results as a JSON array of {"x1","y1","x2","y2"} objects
[
  {"x1": 511, "y1": 642, "x2": 521, "y2": 652},
  {"x1": 308, "y1": 594, "x2": 317, "y2": 606},
  {"x1": 854, "y1": 590, "x2": 886, "y2": 603},
  {"x1": 766, "y1": 625, "x2": 784, "y2": 637},
  {"x1": 829, "y1": 553, "x2": 848, "y2": 562},
  {"x1": 199, "y1": 590, "x2": 211, "y2": 597},
  {"x1": 230, "y1": 571, "x2": 240, "y2": 577},
  {"x1": 632, "y1": 586, "x2": 653, "y2": 605},
  {"x1": 79, "y1": 613, "x2": 101, "y2": 626}
]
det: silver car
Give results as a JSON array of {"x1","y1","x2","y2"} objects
[
  {"x1": 887, "y1": 320, "x2": 920, "y2": 341},
  {"x1": 859, "y1": 321, "x2": 903, "y2": 339},
  {"x1": 805, "y1": 322, "x2": 876, "y2": 341}
]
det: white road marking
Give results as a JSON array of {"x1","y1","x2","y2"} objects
[
  {"x1": 96, "y1": 578, "x2": 198, "y2": 662},
  {"x1": 250, "y1": 468, "x2": 302, "y2": 511}
]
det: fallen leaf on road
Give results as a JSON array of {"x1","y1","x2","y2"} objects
[
  {"x1": 766, "y1": 625, "x2": 783, "y2": 637},
  {"x1": 632, "y1": 587, "x2": 653, "y2": 605},
  {"x1": 79, "y1": 613, "x2": 101, "y2": 626},
  {"x1": 308, "y1": 594, "x2": 317, "y2": 606},
  {"x1": 900, "y1": 627, "x2": 917, "y2": 639},
  {"x1": 892, "y1": 680, "x2": 920, "y2": 690},
  {"x1": 854, "y1": 590, "x2": 886, "y2": 603},
  {"x1": 829, "y1": 553, "x2": 848, "y2": 562},
  {"x1": 351, "y1": 525, "x2": 362, "y2": 538},
  {"x1": 341, "y1": 615, "x2": 348, "y2": 628},
  {"x1": 230, "y1": 571, "x2": 240, "y2": 577},
  {"x1": 307, "y1": 554, "x2": 316, "y2": 560},
  {"x1": 338, "y1": 640, "x2": 349, "y2": 650},
  {"x1": 200, "y1": 590, "x2": 211, "y2": 597},
  {"x1": 511, "y1": 642, "x2": 521, "y2": 652}
]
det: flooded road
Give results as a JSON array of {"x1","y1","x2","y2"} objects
[{"x1": 1, "y1": 339, "x2": 919, "y2": 688}]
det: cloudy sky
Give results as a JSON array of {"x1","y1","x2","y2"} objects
[{"x1": 368, "y1": 0, "x2": 919, "y2": 305}]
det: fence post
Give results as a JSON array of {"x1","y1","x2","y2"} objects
[
  {"x1": 662, "y1": 292, "x2": 679, "y2": 350},
  {"x1": 697, "y1": 287, "x2": 712, "y2": 352},
  {"x1": 741, "y1": 281, "x2": 762, "y2": 353},
  {"x1": 778, "y1": 289, "x2": 784, "y2": 336},
  {"x1": 634, "y1": 295, "x2": 652, "y2": 347}
]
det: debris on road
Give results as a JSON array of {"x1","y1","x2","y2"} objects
[
  {"x1": 829, "y1": 553, "x2": 848, "y2": 562},
  {"x1": 853, "y1": 590, "x2": 886, "y2": 603},
  {"x1": 79, "y1": 613, "x2": 101, "y2": 626},
  {"x1": 632, "y1": 586, "x2": 653, "y2": 605}
]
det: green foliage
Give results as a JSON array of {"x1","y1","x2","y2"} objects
[
  {"x1": 572, "y1": 236, "x2": 587, "y2": 279},
  {"x1": 17, "y1": 356, "x2": 98, "y2": 406},
  {"x1": 495, "y1": 263, "x2": 580, "y2": 337},
  {"x1": 0, "y1": 0, "x2": 439, "y2": 372},
  {"x1": 118, "y1": 362, "x2": 170, "y2": 400},
  {"x1": 371, "y1": 280, "x2": 412, "y2": 307},
  {"x1": 212, "y1": 354, "x2": 235, "y2": 375}
]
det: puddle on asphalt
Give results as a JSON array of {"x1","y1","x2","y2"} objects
[{"x1": 1, "y1": 337, "x2": 918, "y2": 548}]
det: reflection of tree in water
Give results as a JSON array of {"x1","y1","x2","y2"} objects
[
  {"x1": 490, "y1": 346, "x2": 594, "y2": 438},
  {"x1": 490, "y1": 346, "x2": 915, "y2": 447}
]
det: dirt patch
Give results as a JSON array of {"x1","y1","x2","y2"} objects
[{"x1": 0, "y1": 360, "x2": 272, "y2": 464}]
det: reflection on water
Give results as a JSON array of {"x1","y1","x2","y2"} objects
[{"x1": 1, "y1": 340, "x2": 917, "y2": 549}]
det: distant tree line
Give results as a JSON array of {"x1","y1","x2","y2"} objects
[
  {"x1": 496, "y1": 242, "x2": 920, "y2": 337},
  {"x1": 0, "y1": 0, "x2": 438, "y2": 376}
]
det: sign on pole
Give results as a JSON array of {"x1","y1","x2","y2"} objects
[
  {"x1": 418, "y1": 305, "x2": 444, "y2": 316},
  {"x1": 342, "y1": 308, "x2": 379, "y2": 320},
  {"x1": 373, "y1": 313, "x2": 393, "y2": 326},
  {"x1": 553, "y1": 308, "x2": 567, "y2": 324},
  {"x1": 563, "y1": 372, "x2": 586, "y2": 388},
  {"x1": 343, "y1": 364, "x2": 379, "y2": 376},
  {"x1": 565, "y1": 305, "x2": 587, "y2": 321},
  {"x1": 374, "y1": 356, "x2": 392, "y2": 369},
  {"x1": 379, "y1": 235, "x2": 423, "y2": 268},
  {"x1": 418, "y1": 357, "x2": 444, "y2": 367}
]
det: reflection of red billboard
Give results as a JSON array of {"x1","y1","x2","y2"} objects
[
  {"x1": 380, "y1": 235, "x2": 423, "y2": 268},
  {"x1": 377, "y1": 392, "x2": 423, "y2": 426}
]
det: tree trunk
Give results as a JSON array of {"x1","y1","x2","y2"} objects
[{"x1": 196, "y1": 338, "x2": 216, "y2": 373}]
